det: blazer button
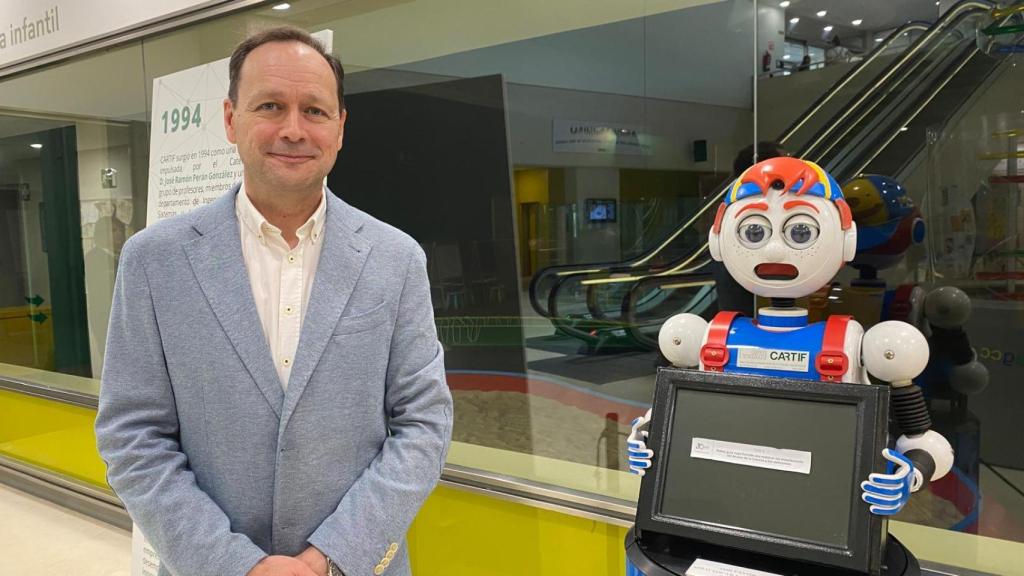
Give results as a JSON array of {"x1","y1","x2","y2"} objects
[
  {"x1": 381, "y1": 558, "x2": 390, "y2": 569},
  {"x1": 385, "y1": 550, "x2": 394, "y2": 561},
  {"x1": 388, "y1": 543, "x2": 398, "y2": 553},
  {"x1": 373, "y1": 565, "x2": 384, "y2": 575}
]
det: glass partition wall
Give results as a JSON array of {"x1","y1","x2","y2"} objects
[{"x1": 1, "y1": 1, "x2": 1023, "y2": 573}]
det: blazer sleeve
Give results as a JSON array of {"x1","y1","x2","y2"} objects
[
  {"x1": 95, "y1": 237, "x2": 267, "y2": 576},
  {"x1": 307, "y1": 244, "x2": 453, "y2": 574}
]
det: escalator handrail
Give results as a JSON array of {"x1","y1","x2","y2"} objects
[
  {"x1": 777, "y1": 20, "x2": 931, "y2": 146},
  {"x1": 800, "y1": 0, "x2": 994, "y2": 161}
]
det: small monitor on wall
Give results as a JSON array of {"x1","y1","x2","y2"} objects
[
  {"x1": 636, "y1": 368, "x2": 890, "y2": 574},
  {"x1": 586, "y1": 198, "x2": 617, "y2": 223}
]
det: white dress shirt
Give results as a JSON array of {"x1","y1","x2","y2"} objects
[{"x1": 236, "y1": 184, "x2": 326, "y2": 389}]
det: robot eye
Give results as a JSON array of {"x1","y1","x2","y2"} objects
[
  {"x1": 782, "y1": 214, "x2": 819, "y2": 249},
  {"x1": 736, "y1": 215, "x2": 772, "y2": 249},
  {"x1": 771, "y1": 179, "x2": 786, "y2": 190}
]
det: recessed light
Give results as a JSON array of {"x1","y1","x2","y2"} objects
[
  {"x1": 30, "y1": 143, "x2": 43, "y2": 149},
  {"x1": 852, "y1": 19, "x2": 863, "y2": 26},
  {"x1": 900, "y1": 127, "x2": 909, "y2": 132},
  {"x1": 272, "y1": 3, "x2": 290, "y2": 10},
  {"x1": 790, "y1": 17, "x2": 800, "y2": 24},
  {"x1": 875, "y1": 37, "x2": 884, "y2": 42},
  {"x1": 779, "y1": 1, "x2": 791, "y2": 7},
  {"x1": 817, "y1": 10, "x2": 828, "y2": 17},
  {"x1": 824, "y1": 25, "x2": 834, "y2": 32}
]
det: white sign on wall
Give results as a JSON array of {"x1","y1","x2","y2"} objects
[
  {"x1": 135, "y1": 31, "x2": 334, "y2": 575},
  {"x1": 0, "y1": 0, "x2": 217, "y2": 69},
  {"x1": 552, "y1": 118, "x2": 653, "y2": 156}
]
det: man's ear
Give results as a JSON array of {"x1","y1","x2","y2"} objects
[
  {"x1": 843, "y1": 222, "x2": 858, "y2": 262},
  {"x1": 223, "y1": 98, "x2": 237, "y2": 144},
  {"x1": 337, "y1": 108, "x2": 348, "y2": 150},
  {"x1": 709, "y1": 229, "x2": 722, "y2": 262}
]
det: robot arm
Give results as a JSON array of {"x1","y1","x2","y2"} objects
[
  {"x1": 862, "y1": 321, "x2": 955, "y2": 495},
  {"x1": 627, "y1": 409, "x2": 653, "y2": 476},
  {"x1": 627, "y1": 314, "x2": 710, "y2": 476},
  {"x1": 658, "y1": 313, "x2": 709, "y2": 368}
]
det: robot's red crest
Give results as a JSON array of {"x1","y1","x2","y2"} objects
[{"x1": 739, "y1": 157, "x2": 820, "y2": 197}]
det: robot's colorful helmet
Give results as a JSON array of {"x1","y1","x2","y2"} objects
[
  {"x1": 844, "y1": 174, "x2": 924, "y2": 271},
  {"x1": 726, "y1": 157, "x2": 846, "y2": 207}
]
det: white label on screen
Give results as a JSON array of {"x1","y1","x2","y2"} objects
[
  {"x1": 735, "y1": 347, "x2": 810, "y2": 372},
  {"x1": 690, "y1": 438, "x2": 812, "y2": 475},
  {"x1": 686, "y1": 558, "x2": 783, "y2": 576}
]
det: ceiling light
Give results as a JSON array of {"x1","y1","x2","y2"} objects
[
  {"x1": 790, "y1": 17, "x2": 800, "y2": 24},
  {"x1": 30, "y1": 143, "x2": 43, "y2": 149},
  {"x1": 852, "y1": 19, "x2": 863, "y2": 26},
  {"x1": 817, "y1": 10, "x2": 827, "y2": 17},
  {"x1": 784, "y1": 54, "x2": 792, "y2": 60},
  {"x1": 824, "y1": 25, "x2": 834, "y2": 32},
  {"x1": 900, "y1": 127, "x2": 909, "y2": 132},
  {"x1": 272, "y1": 3, "x2": 290, "y2": 10},
  {"x1": 875, "y1": 37, "x2": 884, "y2": 42},
  {"x1": 779, "y1": 1, "x2": 791, "y2": 7}
]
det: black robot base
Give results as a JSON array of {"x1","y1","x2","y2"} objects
[{"x1": 625, "y1": 527, "x2": 921, "y2": 576}]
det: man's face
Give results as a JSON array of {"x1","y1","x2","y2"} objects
[{"x1": 224, "y1": 41, "x2": 346, "y2": 194}]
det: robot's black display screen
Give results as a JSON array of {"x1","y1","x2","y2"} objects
[{"x1": 660, "y1": 388, "x2": 858, "y2": 547}]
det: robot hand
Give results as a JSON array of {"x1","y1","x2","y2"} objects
[
  {"x1": 627, "y1": 409, "x2": 653, "y2": 476},
  {"x1": 860, "y1": 448, "x2": 915, "y2": 516}
]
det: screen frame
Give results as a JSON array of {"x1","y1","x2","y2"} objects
[
  {"x1": 585, "y1": 198, "x2": 617, "y2": 222},
  {"x1": 636, "y1": 368, "x2": 890, "y2": 574}
]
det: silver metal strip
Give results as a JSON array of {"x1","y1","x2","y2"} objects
[
  {"x1": 0, "y1": 375, "x2": 99, "y2": 408},
  {"x1": 0, "y1": 456, "x2": 130, "y2": 530},
  {"x1": 0, "y1": 0, "x2": 265, "y2": 80}
]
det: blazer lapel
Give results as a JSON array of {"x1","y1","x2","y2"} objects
[
  {"x1": 280, "y1": 192, "x2": 370, "y2": 429},
  {"x1": 183, "y1": 185, "x2": 285, "y2": 418}
]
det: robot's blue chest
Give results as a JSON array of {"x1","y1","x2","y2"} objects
[{"x1": 720, "y1": 318, "x2": 828, "y2": 380}]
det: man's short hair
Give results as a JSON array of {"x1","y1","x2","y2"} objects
[{"x1": 228, "y1": 26, "x2": 345, "y2": 110}]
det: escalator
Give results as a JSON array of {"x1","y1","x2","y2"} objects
[{"x1": 530, "y1": 0, "x2": 1014, "y2": 352}]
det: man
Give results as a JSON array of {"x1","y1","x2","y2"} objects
[{"x1": 96, "y1": 26, "x2": 452, "y2": 576}]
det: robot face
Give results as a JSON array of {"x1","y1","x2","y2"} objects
[{"x1": 716, "y1": 190, "x2": 850, "y2": 299}]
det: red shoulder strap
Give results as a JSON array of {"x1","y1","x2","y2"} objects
[
  {"x1": 888, "y1": 284, "x2": 915, "y2": 322},
  {"x1": 816, "y1": 315, "x2": 852, "y2": 381},
  {"x1": 701, "y1": 311, "x2": 741, "y2": 372}
]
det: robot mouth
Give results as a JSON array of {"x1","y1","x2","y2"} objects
[{"x1": 755, "y1": 263, "x2": 799, "y2": 280}]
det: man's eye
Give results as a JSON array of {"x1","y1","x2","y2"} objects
[
  {"x1": 307, "y1": 108, "x2": 325, "y2": 116},
  {"x1": 258, "y1": 103, "x2": 279, "y2": 111}
]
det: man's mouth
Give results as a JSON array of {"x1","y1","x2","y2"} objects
[
  {"x1": 268, "y1": 152, "x2": 315, "y2": 163},
  {"x1": 755, "y1": 263, "x2": 799, "y2": 280}
]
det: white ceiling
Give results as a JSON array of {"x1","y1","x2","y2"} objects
[{"x1": 783, "y1": 0, "x2": 940, "y2": 32}]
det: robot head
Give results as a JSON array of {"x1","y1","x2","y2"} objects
[
  {"x1": 844, "y1": 175, "x2": 924, "y2": 271},
  {"x1": 709, "y1": 157, "x2": 857, "y2": 299}
]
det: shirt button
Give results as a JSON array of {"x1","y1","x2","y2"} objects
[
  {"x1": 287, "y1": 254, "x2": 296, "y2": 264},
  {"x1": 284, "y1": 306, "x2": 294, "y2": 315},
  {"x1": 282, "y1": 358, "x2": 291, "y2": 367}
]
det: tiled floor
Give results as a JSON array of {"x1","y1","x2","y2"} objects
[{"x1": 0, "y1": 483, "x2": 130, "y2": 576}]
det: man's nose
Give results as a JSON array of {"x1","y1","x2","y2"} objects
[{"x1": 279, "y1": 109, "x2": 305, "y2": 141}]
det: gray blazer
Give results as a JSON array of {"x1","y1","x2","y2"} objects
[{"x1": 95, "y1": 184, "x2": 452, "y2": 576}]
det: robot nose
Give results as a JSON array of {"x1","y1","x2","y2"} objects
[{"x1": 763, "y1": 241, "x2": 787, "y2": 262}]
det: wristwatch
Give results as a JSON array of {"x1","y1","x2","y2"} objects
[{"x1": 327, "y1": 558, "x2": 344, "y2": 576}]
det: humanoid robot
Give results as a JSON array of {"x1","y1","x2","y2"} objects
[{"x1": 628, "y1": 158, "x2": 954, "y2": 517}]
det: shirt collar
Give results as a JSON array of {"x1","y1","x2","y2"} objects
[{"x1": 236, "y1": 182, "x2": 327, "y2": 245}]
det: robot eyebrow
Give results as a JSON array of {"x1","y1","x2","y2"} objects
[
  {"x1": 736, "y1": 202, "x2": 769, "y2": 217},
  {"x1": 783, "y1": 199, "x2": 819, "y2": 213}
]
